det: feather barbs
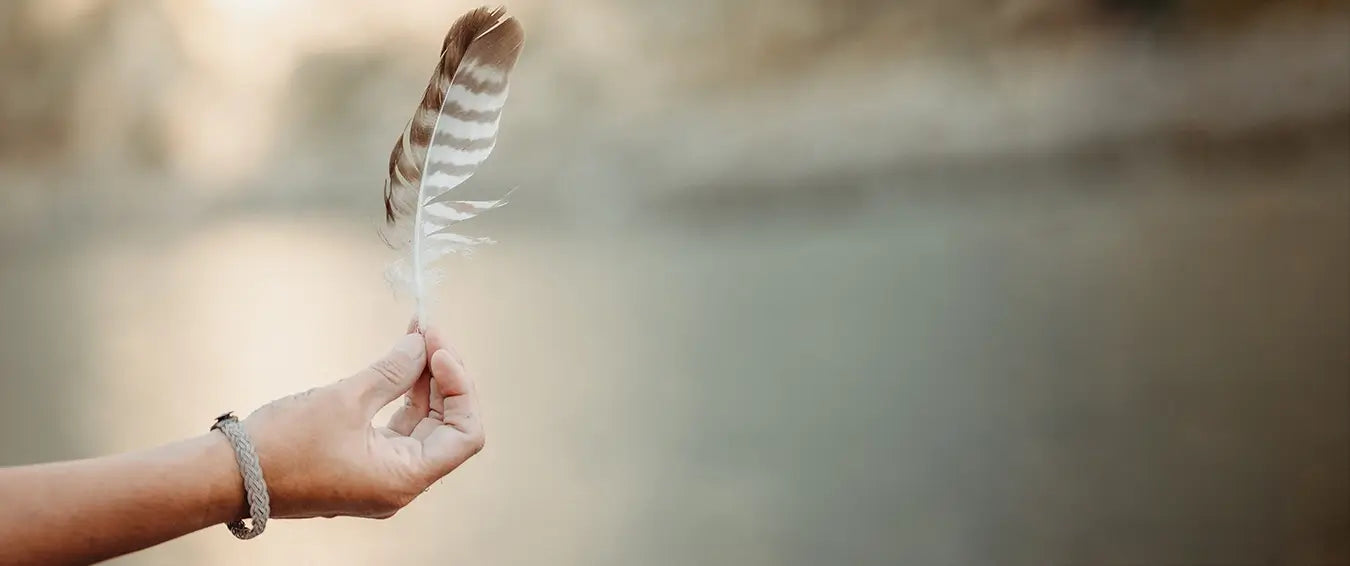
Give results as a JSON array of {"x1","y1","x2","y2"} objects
[{"x1": 380, "y1": 6, "x2": 524, "y2": 327}]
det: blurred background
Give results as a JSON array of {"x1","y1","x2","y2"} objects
[{"x1": 2, "y1": 0, "x2": 1348, "y2": 564}]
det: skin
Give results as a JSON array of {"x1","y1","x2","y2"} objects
[{"x1": 0, "y1": 324, "x2": 482, "y2": 565}]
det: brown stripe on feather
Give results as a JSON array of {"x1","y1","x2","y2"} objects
[
  {"x1": 433, "y1": 132, "x2": 496, "y2": 150},
  {"x1": 454, "y1": 70, "x2": 508, "y2": 95},
  {"x1": 442, "y1": 101, "x2": 502, "y2": 123}
]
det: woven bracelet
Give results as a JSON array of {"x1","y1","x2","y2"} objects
[{"x1": 211, "y1": 412, "x2": 270, "y2": 539}]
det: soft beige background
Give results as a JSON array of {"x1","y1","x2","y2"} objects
[{"x1": 1, "y1": 1, "x2": 1348, "y2": 564}]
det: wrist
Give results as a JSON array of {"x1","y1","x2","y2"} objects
[{"x1": 195, "y1": 431, "x2": 252, "y2": 526}]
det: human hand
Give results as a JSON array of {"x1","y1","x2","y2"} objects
[{"x1": 238, "y1": 325, "x2": 483, "y2": 519}]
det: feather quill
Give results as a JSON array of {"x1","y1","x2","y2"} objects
[{"x1": 380, "y1": 6, "x2": 525, "y2": 329}]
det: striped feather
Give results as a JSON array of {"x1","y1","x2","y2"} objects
[{"x1": 380, "y1": 6, "x2": 524, "y2": 327}]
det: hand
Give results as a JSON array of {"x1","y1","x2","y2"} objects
[{"x1": 239, "y1": 325, "x2": 484, "y2": 519}]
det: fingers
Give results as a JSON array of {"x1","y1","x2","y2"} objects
[
  {"x1": 422, "y1": 327, "x2": 452, "y2": 420},
  {"x1": 383, "y1": 325, "x2": 448, "y2": 434},
  {"x1": 352, "y1": 332, "x2": 427, "y2": 417},
  {"x1": 420, "y1": 348, "x2": 485, "y2": 477},
  {"x1": 433, "y1": 349, "x2": 477, "y2": 434},
  {"x1": 385, "y1": 371, "x2": 430, "y2": 435}
]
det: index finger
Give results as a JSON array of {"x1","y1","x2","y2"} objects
[
  {"x1": 419, "y1": 348, "x2": 484, "y2": 478},
  {"x1": 420, "y1": 325, "x2": 454, "y2": 417}
]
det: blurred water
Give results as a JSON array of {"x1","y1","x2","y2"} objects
[{"x1": 1, "y1": 136, "x2": 1346, "y2": 565}]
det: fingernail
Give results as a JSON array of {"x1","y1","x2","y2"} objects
[{"x1": 394, "y1": 333, "x2": 425, "y2": 358}]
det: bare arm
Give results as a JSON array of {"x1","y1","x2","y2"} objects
[
  {"x1": 0, "y1": 433, "x2": 248, "y2": 564},
  {"x1": 0, "y1": 326, "x2": 482, "y2": 565}
]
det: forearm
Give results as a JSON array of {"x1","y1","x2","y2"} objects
[{"x1": 0, "y1": 433, "x2": 247, "y2": 565}]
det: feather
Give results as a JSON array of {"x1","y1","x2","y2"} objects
[{"x1": 380, "y1": 6, "x2": 524, "y2": 329}]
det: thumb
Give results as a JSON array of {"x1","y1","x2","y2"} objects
[{"x1": 354, "y1": 332, "x2": 427, "y2": 417}]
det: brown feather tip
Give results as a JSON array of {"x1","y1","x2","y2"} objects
[{"x1": 442, "y1": 7, "x2": 525, "y2": 69}]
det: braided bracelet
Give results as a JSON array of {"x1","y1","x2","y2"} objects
[{"x1": 211, "y1": 412, "x2": 270, "y2": 539}]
